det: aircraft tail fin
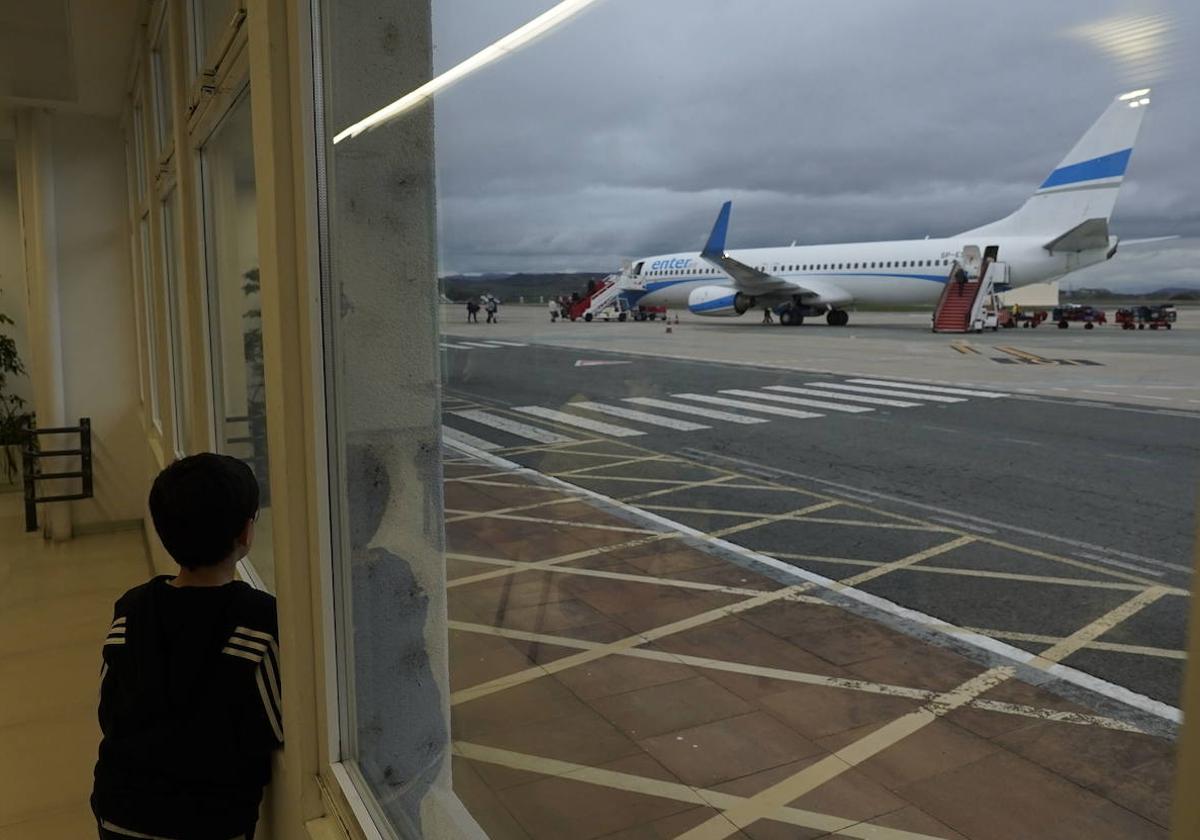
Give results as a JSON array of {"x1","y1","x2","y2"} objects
[{"x1": 959, "y1": 90, "x2": 1150, "y2": 238}]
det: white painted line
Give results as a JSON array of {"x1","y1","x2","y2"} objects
[
  {"x1": 849, "y1": 379, "x2": 1008, "y2": 399},
  {"x1": 439, "y1": 342, "x2": 476, "y2": 350},
  {"x1": 1075, "y1": 552, "x2": 1164, "y2": 579},
  {"x1": 823, "y1": 489, "x2": 879, "y2": 505},
  {"x1": 765, "y1": 385, "x2": 921, "y2": 408},
  {"x1": 457, "y1": 341, "x2": 502, "y2": 349},
  {"x1": 806, "y1": 383, "x2": 966, "y2": 403},
  {"x1": 930, "y1": 516, "x2": 997, "y2": 535},
  {"x1": 451, "y1": 409, "x2": 574, "y2": 444},
  {"x1": 514, "y1": 406, "x2": 645, "y2": 437},
  {"x1": 472, "y1": 341, "x2": 517, "y2": 348},
  {"x1": 571, "y1": 402, "x2": 710, "y2": 431},
  {"x1": 442, "y1": 426, "x2": 502, "y2": 451},
  {"x1": 441, "y1": 439, "x2": 1183, "y2": 726},
  {"x1": 482, "y1": 340, "x2": 527, "y2": 347},
  {"x1": 720, "y1": 389, "x2": 872, "y2": 414},
  {"x1": 672, "y1": 393, "x2": 823, "y2": 420},
  {"x1": 624, "y1": 397, "x2": 770, "y2": 425},
  {"x1": 695, "y1": 449, "x2": 1194, "y2": 577}
]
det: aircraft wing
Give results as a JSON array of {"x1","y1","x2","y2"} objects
[{"x1": 700, "y1": 202, "x2": 807, "y2": 297}]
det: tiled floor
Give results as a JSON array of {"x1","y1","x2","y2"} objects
[
  {"x1": 444, "y1": 456, "x2": 1178, "y2": 840},
  {"x1": 0, "y1": 492, "x2": 150, "y2": 839}
]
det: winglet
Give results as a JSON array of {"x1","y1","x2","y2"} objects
[{"x1": 702, "y1": 201, "x2": 732, "y2": 258}]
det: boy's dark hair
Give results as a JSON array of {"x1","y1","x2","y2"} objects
[{"x1": 149, "y1": 453, "x2": 260, "y2": 569}]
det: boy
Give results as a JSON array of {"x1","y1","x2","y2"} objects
[{"x1": 92, "y1": 453, "x2": 281, "y2": 840}]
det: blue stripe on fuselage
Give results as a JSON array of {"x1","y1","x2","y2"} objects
[
  {"x1": 644, "y1": 272, "x2": 945, "y2": 294},
  {"x1": 1039, "y1": 148, "x2": 1132, "y2": 189}
]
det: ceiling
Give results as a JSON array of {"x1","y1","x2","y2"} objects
[{"x1": 0, "y1": 0, "x2": 141, "y2": 118}]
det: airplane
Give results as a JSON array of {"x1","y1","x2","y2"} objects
[{"x1": 617, "y1": 89, "x2": 1157, "y2": 326}]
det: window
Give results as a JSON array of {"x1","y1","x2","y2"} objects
[
  {"x1": 161, "y1": 188, "x2": 189, "y2": 454},
  {"x1": 151, "y1": 13, "x2": 174, "y2": 157},
  {"x1": 200, "y1": 89, "x2": 273, "y2": 588},
  {"x1": 192, "y1": 0, "x2": 240, "y2": 75}
]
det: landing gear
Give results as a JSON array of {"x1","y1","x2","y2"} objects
[
  {"x1": 826, "y1": 309, "x2": 849, "y2": 327},
  {"x1": 779, "y1": 308, "x2": 805, "y2": 327}
]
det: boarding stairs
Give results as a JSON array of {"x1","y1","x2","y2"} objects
[
  {"x1": 932, "y1": 261, "x2": 1008, "y2": 333},
  {"x1": 572, "y1": 275, "x2": 623, "y2": 321}
]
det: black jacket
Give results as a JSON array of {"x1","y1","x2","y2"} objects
[{"x1": 92, "y1": 576, "x2": 282, "y2": 840}]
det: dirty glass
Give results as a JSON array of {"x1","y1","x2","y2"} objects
[
  {"x1": 326, "y1": 0, "x2": 1196, "y2": 837},
  {"x1": 318, "y1": 1, "x2": 448, "y2": 835},
  {"x1": 429, "y1": 3, "x2": 1195, "y2": 839}
]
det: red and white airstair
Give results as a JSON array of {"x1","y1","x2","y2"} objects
[
  {"x1": 932, "y1": 261, "x2": 1008, "y2": 333},
  {"x1": 570, "y1": 275, "x2": 623, "y2": 321}
]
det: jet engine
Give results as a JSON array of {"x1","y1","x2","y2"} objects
[{"x1": 687, "y1": 286, "x2": 754, "y2": 317}]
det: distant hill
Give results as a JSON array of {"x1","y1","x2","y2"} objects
[
  {"x1": 440, "y1": 272, "x2": 609, "y2": 303},
  {"x1": 1063, "y1": 286, "x2": 1200, "y2": 302}
]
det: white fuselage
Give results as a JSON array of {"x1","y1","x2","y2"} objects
[{"x1": 627, "y1": 236, "x2": 1110, "y2": 310}]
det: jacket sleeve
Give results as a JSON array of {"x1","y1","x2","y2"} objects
[
  {"x1": 226, "y1": 625, "x2": 283, "y2": 750},
  {"x1": 97, "y1": 610, "x2": 128, "y2": 734}
]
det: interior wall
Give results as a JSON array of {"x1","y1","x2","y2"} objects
[{"x1": 51, "y1": 112, "x2": 148, "y2": 527}]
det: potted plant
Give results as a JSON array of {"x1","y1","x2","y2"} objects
[{"x1": 0, "y1": 305, "x2": 32, "y2": 486}]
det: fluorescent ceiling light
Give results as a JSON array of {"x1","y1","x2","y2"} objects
[
  {"x1": 333, "y1": 0, "x2": 604, "y2": 144},
  {"x1": 1119, "y1": 88, "x2": 1152, "y2": 100}
]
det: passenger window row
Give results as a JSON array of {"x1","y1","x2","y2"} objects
[{"x1": 646, "y1": 258, "x2": 951, "y2": 277}]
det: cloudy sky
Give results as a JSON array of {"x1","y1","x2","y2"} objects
[{"x1": 430, "y1": 0, "x2": 1198, "y2": 290}]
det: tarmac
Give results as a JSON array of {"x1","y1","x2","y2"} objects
[{"x1": 439, "y1": 304, "x2": 1197, "y2": 839}]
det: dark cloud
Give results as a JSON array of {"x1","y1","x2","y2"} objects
[{"x1": 428, "y1": 0, "x2": 1199, "y2": 286}]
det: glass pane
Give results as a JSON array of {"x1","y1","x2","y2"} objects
[
  {"x1": 161, "y1": 188, "x2": 188, "y2": 454},
  {"x1": 152, "y1": 18, "x2": 174, "y2": 155},
  {"x1": 321, "y1": 2, "x2": 1194, "y2": 837},
  {"x1": 139, "y1": 215, "x2": 160, "y2": 430},
  {"x1": 194, "y1": 0, "x2": 238, "y2": 72},
  {"x1": 200, "y1": 90, "x2": 273, "y2": 589},
  {"x1": 425, "y1": 4, "x2": 1192, "y2": 839},
  {"x1": 320, "y1": 2, "x2": 448, "y2": 833}
]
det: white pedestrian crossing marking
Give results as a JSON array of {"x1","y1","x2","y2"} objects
[
  {"x1": 515, "y1": 406, "x2": 645, "y2": 437},
  {"x1": 673, "y1": 393, "x2": 823, "y2": 420},
  {"x1": 571, "y1": 402, "x2": 710, "y2": 431},
  {"x1": 623, "y1": 397, "x2": 770, "y2": 425},
  {"x1": 849, "y1": 379, "x2": 1007, "y2": 399},
  {"x1": 451, "y1": 410, "x2": 574, "y2": 444},
  {"x1": 720, "y1": 389, "x2": 873, "y2": 414},
  {"x1": 442, "y1": 426, "x2": 501, "y2": 451},
  {"x1": 765, "y1": 385, "x2": 921, "y2": 408},
  {"x1": 806, "y1": 382, "x2": 966, "y2": 403}
]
